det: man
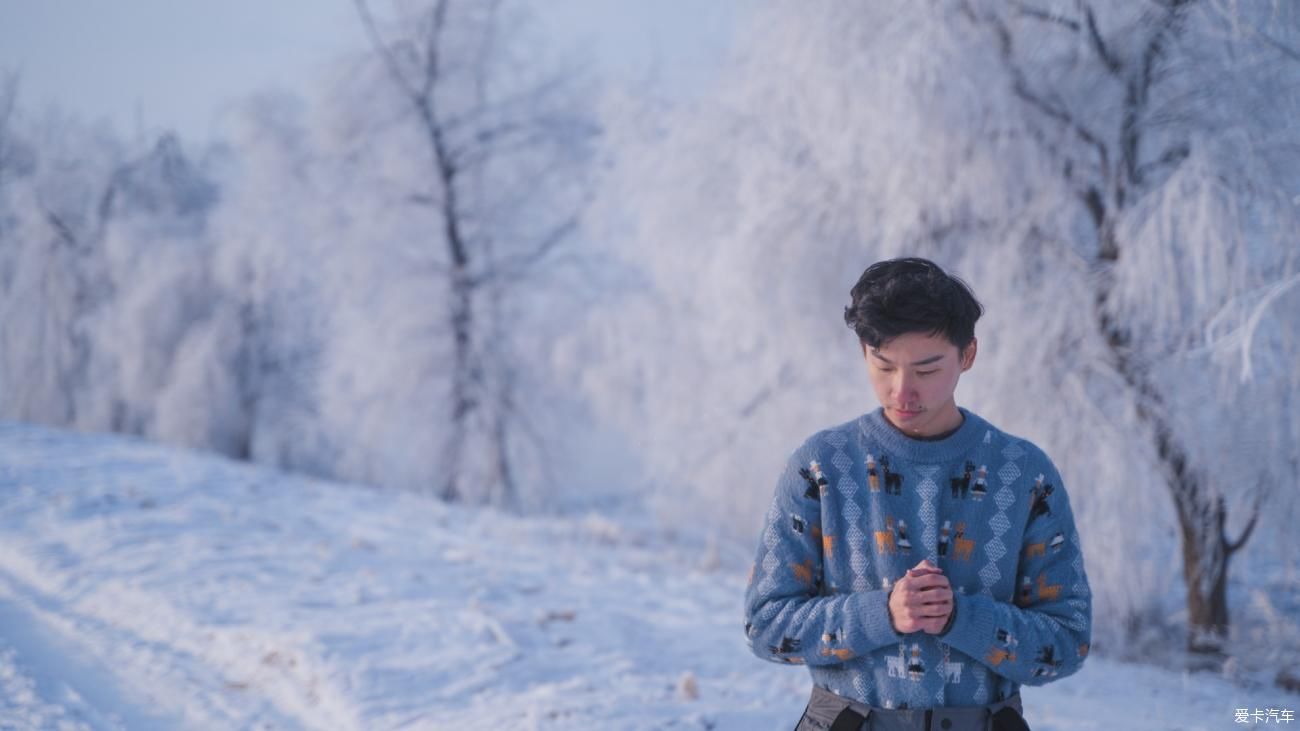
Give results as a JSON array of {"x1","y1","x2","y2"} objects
[{"x1": 744, "y1": 258, "x2": 1090, "y2": 731}]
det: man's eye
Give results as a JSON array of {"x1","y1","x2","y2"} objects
[
  {"x1": 878, "y1": 367, "x2": 895, "y2": 373},
  {"x1": 917, "y1": 370, "x2": 938, "y2": 376}
]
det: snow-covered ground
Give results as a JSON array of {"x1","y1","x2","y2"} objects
[{"x1": 0, "y1": 422, "x2": 1293, "y2": 730}]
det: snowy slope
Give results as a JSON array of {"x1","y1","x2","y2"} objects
[{"x1": 0, "y1": 422, "x2": 1292, "y2": 730}]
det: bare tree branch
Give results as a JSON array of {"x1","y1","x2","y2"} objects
[
  {"x1": 1081, "y1": 1, "x2": 1124, "y2": 76},
  {"x1": 442, "y1": 68, "x2": 576, "y2": 135},
  {"x1": 451, "y1": 122, "x2": 583, "y2": 172},
  {"x1": 42, "y1": 207, "x2": 78, "y2": 248},
  {"x1": 419, "y1": 0, "x2": 451, "y2": 102},
  {"x1": 1225, "y1": 491, "x2": 1262, "y2": 556},
  {"x1": 471, "y1": 215, "x2": 578, "y2": 287},
  {"x1": 976, "y1": 7, "x2": 1113, "y2": 179},
  {"x1": 1136, "y1": 142, "x2": 1189, "y2": 180},
  {"x1": 407, "y1": 192, "x2": 444, "y2": 208},
  {"x1": 1257, "y1": 28, "x2": 1300, "y2": 64},
  {"x1": 94, "y1": 171, "x2": 120, "y2": 244},
  {"x1": 1012, "y1": 1, "x2": 1080, "y2": 31},
  {"x1": 353, "y1": 0, "x2": 425, "y2": 107}
]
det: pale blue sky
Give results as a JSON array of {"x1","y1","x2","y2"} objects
[{"x1": 0, "y1": 1, "x2": 742, "y2": 144}]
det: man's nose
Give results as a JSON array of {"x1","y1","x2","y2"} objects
[{"x1": 893, "y1": 372, "x2": 915, "y2": 397}]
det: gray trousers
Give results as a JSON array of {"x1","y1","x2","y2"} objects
[{"x1": 794, "y1": 685, "x2": 1028, "y2": 731}]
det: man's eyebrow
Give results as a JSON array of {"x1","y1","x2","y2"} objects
[{"x1": 870, "y1": 351, "x2": 945, "y2": 366}]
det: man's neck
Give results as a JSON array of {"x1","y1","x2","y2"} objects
[{"x1": 883, "y1": 409, "x2": 965, "y2": 442}]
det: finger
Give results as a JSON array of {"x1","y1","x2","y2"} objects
[
  {"x1": 919, "y1": 587, "x2": 951, "y2": 598},
  {"x1": 905, "y1": 573, "x2": 943, "y2": 588},
  {"x1": 917, "y1": 574, "x2": 952, "y2": 590},
  {"x1": 915, "y1": 598, "x2": 946, "y2": 613},
  {"x1": 920, "y1": 588, "x2": 954, "y2": 602},
  {"x1": 908, "y1": 574, "x2": 950, "y2": 591},
  {"x1": 917, "y1": 585, "x2": 952, "y2": 597},
  {"x1": 907, "y1": 593, "x2": 952, "y2": 611},
  {"x1": 920, "y1": 593, "x2": 952, "y2": 608},
  {"x1": 926, "y1": 599, "x2": 953, "y2": 612}
]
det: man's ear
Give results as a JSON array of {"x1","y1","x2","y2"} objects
[{"x1": 960, "y1": 338, "x2": 978, "y2": 371}]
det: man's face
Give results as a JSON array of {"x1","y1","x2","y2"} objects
[{"x1": 864, "y1": 331, "x2": 976, "y2": 438}]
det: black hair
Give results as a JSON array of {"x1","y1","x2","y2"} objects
[{"x1": 843, "y1": 257, "x2": 983, "y2": 350}]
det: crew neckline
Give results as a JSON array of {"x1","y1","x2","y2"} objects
[
  {"x1": 897, "y1": 414, "x2": 964, "y2": 442},
  {"x1": 857, "y1": 406, "x2": 987, "y2": 463}
]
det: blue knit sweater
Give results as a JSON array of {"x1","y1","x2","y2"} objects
[{"x1": 744, "y1": 407, "x2": 1091, "y2": 709}]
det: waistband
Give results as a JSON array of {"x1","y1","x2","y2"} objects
[{"x1": 800, "y1": 685, "x2": 1024, "y2": 731}]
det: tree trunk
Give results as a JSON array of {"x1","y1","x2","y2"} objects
[
  {"x1": 442, "y1": 269, "x2": 475, "y2": 501},
  {"x1": 490, "y1": 374, "x2": 516, "y2": 506},
  {"x1": 1178, "y1": 490, "x2": 1258, "y2": 657},
  {"x1": 1096, "y1": 275, "x2": 1258, "y2": 657},
  {"x1": 1178, "y1": 504, "x2": 1229, "y2": 655}
]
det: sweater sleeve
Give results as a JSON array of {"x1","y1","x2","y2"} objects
[
  {"x1": 743, "y1": 438, "x2": 902, "y2": 666},
  {"x1": 938, "y1": 450, "x2": 1092, "y2": 685}
]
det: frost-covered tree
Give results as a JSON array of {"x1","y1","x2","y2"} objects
[
  {"x1": 962, "y1": 0, "x2": 1300, "y2": 657},
  {"x1": 579, "y1": 0, "x2": 1299, "y2": 660},
  {"x1": 327, "y1": 0, "x2": 594, "y2": 502},
  {"x1": 0, "y1": 79, "x2": 231, "y2": 452},
  {"x1": 80, "y1": 0, "x2": 597, "y2": 507},
  {"x1": 194, "y1": 92, "x2": 335, "y2": 472},
  {"x1": 0, "y1": 4, "x2": 596, "y2": 512},
  {"x1": 92, "y1": 133, "x2": 225, "y2": 439},
  {"x1": 0, "y1": 101, "x2": 124, "y2": 428}
]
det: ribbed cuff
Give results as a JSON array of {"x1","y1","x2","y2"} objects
[
  {"x1": 939, "y1": 592, "x2": 1000, "y2": 659},
  {"x1": 850, "y1": 589, "x2": 904, "y2": 654},
  {"x1": 938, "y1": 598, "x2": 958, "y2": 636}
]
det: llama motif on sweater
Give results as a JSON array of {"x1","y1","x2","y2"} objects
[{"x1": 744, "y1": 408, "x2": 1091, "y2": 709}]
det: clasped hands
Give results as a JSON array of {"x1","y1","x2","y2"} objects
[{"x1": 887, "y1": 559, "x2": 953, "y2": 634}]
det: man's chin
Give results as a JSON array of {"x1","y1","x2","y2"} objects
[{"x1": 891, "y1": 408, "x2": 925, "y2": 424}]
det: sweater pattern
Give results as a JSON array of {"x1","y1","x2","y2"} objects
[{"x1": 743, "y1": 408, "x2": 1091, "y2": 709}]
